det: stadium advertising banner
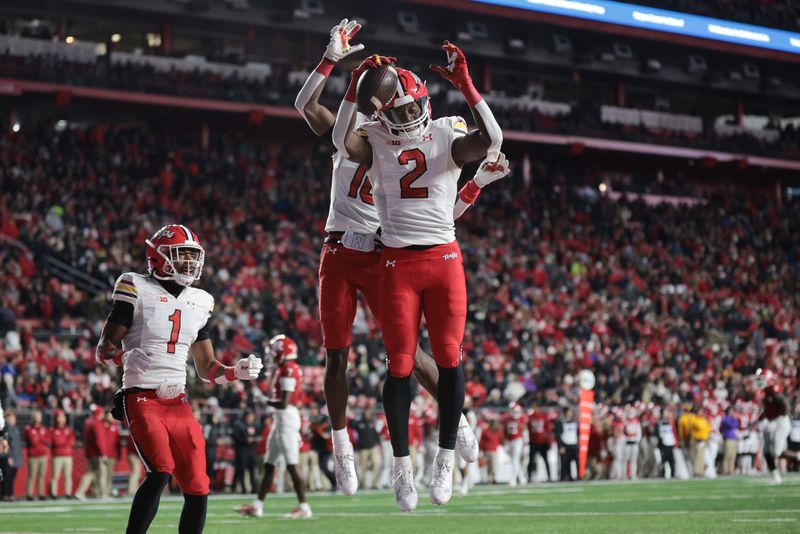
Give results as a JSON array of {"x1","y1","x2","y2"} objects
[{"x1": 473, "y1": 0, "x2": 800, "y2": 55}]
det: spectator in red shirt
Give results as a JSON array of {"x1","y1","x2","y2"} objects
[
  {"x1": 25, "y1": 409, "x2": 51, "y2": 500},
  {"x1": 50, "y1": 410, "x2": 76, "y2": 498},
  {"x1": 75, "y1": 407, "x2": 109, "y2": 500},
  {"x1": 479, "y1": 419, "x2": 503, "y2": 484},
  {"x1": 103, "y1": 411, "x2": 121, "y2": 498}
]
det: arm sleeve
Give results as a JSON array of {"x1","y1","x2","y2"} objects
[
  {"x1": 0, "y1": 399, "x2": 5, "y2": 437},
  {"x1": 107, "y1": 300, "x2": 134, "y2": 328}
]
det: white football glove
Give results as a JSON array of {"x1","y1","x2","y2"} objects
[
  {"x1": 474, "y1": 152, "x2": 511, "y2": 188},
  {"x1": 234, "y1": 354, "x2": 264, "y2": 381},
  {"x1": 324, "y1": 18, "x2": 365, "y2": 62},
  {"x1": 123, "y1": 348, "x2": 152, "y2": 374}
]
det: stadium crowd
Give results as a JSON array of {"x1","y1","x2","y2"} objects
[
  {"x1": 0, "y1": 120, "x2": 798, "y2": 497},
  {"x1": 1, "y1": 52, "x2": 798, "y2": 160}
]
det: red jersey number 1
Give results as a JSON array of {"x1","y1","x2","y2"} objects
[{"x1": 167, "y1": 309, "x2": 182, "y2": 354}]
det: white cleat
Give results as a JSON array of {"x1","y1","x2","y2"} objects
[
  {"x1": 429, "y1": 453, "x2": 454, "y2": 506},
  {"x1": 771, "y1": 470, "x2": 783, "y2": 485},
  {"x1": 235, "y1": 503, "x2": 263, "y2": 518},
  {"x1": 284, "y1": 506, "x2": 313, "y2": 519},
  {"x1": 333, "y1": 444, "x2": 359, "y2": 496},
  {"x1": 456, "y1": 414, "x2": 478, "y2": 463},
  {"x1": 392, "y1": 458, "x2": 418, "y2": 512}
]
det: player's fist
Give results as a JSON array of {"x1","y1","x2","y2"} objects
[
  {"x1": 324, "y1": 18, "x2": 365, "y2": 62},
  {"x1": 429, "y1": 41, "x2": 472, "y2": 90},
  {"x1": 123, "y1": 348, "x2": 151, "y2": 373},
  {"x1": 235, "y1": 354, "x2": 264, "y2": 381},
  {"x1": 474, "y1": 153, "x2": 511, "y2": 188}
]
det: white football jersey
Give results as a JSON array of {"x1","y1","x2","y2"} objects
[
  {"x1": 359, "y1": 116, "x2": 468, "y2": 247},
  {"x1": 112, "y1": 273, "x2": 214, "y2": 389},
  {"x1": 324, "y1": 153, "x2": 381, "y2": 234}
]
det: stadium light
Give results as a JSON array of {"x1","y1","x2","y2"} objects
[
  {"x1": 111, "y1": 33, "x2": 122, "y2": 43},
  {"x1": 11, "y1": 123, "x2": 20, "y2": 132},
  {"x1": 65, "y1": 36, "x2": 75, "y2": 44}
]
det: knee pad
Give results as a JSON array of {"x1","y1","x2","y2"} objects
[{"x1": 386, "y1": 353, "x2": 414, "y2": 378}]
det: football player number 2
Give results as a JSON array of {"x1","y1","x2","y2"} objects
[
  {"x1": 167, "y1": 309, "x2": 181, "y2": 354},
  {"x1": 398, "y1": 149, "x2": 428, "y2": 199},
  {"x1": 348, "y1": 164, "x2": 373, "y2": 205}
]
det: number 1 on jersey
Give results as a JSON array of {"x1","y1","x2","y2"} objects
[
  {"x1": 167, "y1": 309, "x2": 182, "y2": 354},
  {"x1": 347, "y1": 164, "x2": 374, "y2": 205}
]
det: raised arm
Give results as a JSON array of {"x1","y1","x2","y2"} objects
[
  {"x1": 453, "y1": 152, "x2": 511, "y2": 220},
  {"x1": 332, "y1": 55, "x2": 395, "y2": 167},
  {"x1": 430, "y1": 41, "x2": 503, "y2": 167},
  {"x1": 294, "y1": 19, "x2": 364, "y2": 136}
]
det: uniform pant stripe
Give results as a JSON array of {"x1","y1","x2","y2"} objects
[{"x1": 123, "y1": 394, "x2": 155, "y2": 474}]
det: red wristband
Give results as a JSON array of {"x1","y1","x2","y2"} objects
[
  {"x1": 316, "y1": 58, "x2": 335, "y2": 77},
  {"x1": 461, "y1": 82, "x2": 482, "y2": 108},
  {"x1": 224, "y1": 366, "x2": 237, "y2": 382},
  {"x1": 209, "y1": 361, "x2": 224, "y2": 385},
  {"x1": 459, "y1": 179, "x2": 481, "y2": 204}
]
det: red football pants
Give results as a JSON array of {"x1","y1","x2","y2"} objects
[
  {"x1": 122, "y1": 390, "x2": 209, "y2": 495},
  {"x1": 318, "y1": 243, "x2": 382, "y2": 349},
  {"x1": 379, "y1": 241, "x2": 466, "y2": 377}
]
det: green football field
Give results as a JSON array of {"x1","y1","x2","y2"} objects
[{"x1": 0, "y1": 475, "x2": 797, "y2": 533}]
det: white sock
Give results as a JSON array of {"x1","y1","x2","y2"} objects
[
  {"x1": 299, "y1": 502, "x2": 311, "y2": 512},
  {"x1": 436, "y1": 448, "x2": 455, "y2": 463},
  {"x1": 332, "y1": 428, "x2": 351, "y2": 450},
  {"x1": 393, "y1": 455, "x2": 412, "y2": 469},
  {"x1": 252, "y1": 499, "x2": 263, "y2": 510}
]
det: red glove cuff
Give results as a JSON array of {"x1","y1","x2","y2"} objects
[
  {"x1": 459, "y1": 179, "x2": 482, "y2": 204},
  {"x1": 209, "y1": 361, "x2": 224, "y2": 385},
  {"x1": 345, "y1": 76, "x2": 359, "y2": 102},
  {"x1": 225, "y1": 365, "x2": 237, "y2": 382},
  {"x1": 460, "y1": 81, "x2": 482, "y2": 108},
  {"x1": 111, "y1": 350, "x2": 124, "y2": 367},
  {"x1": 316, "y1": 58, "x2": 335, "y2": 77}
]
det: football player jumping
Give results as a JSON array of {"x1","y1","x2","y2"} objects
[
  {"x1": 333, "y1": 42, "x2": 506, "y2": 510},
  {"x1": 236, "y1": 335, "x2": 311, "y2": 519},
  {"x1": 96, "y1": 224, "x2": 263, "y2": 534},
  {"x1": 292, "y1": 19, "x2": 484, "y2": 496}
]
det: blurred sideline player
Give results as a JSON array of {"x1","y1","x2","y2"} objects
[
  {"x1": 96, "y1": 224, "x2": 262, "y2": 534},
  {"x1": 293, "y1": 19, "x2": 480, "y2": 496},
  {"x1": 756, "y1": 370, "x2": 790, "y2": 484},
  {"x1": 333, "y1": 41, "x2": 505, "y2": 509},
  {"x1": 236, "y1": 335, "x2": 311, "y2": 519},
  {"x1": 503, "y1": 403, "x2": 527, "y2": 486}
]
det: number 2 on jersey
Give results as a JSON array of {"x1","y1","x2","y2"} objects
[
  {"x1": 398, "y1": 149, "x2": 428, "y2": 199},
  {"x1": 167, "y1": 309, "x2": 182, "y2": 354},
  {"x1": 347, "y1": 164, "x2": 373, "y2": 205}
]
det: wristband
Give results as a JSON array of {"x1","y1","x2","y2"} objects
[
  {"x1": 461, "y1": 81, "x2": 482, "y2": 108},
  {"x1": 316, "y1": 58, "x2": 335, "y2": 77},
  {"x1": 209, "y1": 361, "x2": 236, "y2": 385},
  {"x1": 459, "y1": 179, "x2": 482, "y2": 204}
]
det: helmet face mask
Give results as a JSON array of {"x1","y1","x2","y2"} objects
[
  {"x1": 379, "y1": 68, "x2": 431, "y2": 140},
  {"x1": 146, "y1": 225, "x2": 205, "y2": 287}
]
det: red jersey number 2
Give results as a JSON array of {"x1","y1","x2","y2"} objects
[{"x1": 398, "y1": 149, "x2": 429, "y2": 199}]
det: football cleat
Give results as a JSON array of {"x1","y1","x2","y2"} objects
[
  {"x1": 456, "y1": 414, "x2": 479, "y2": 463},
  {"x1": 333, "y1": 444, "x2": 359, "y2": 496},
  {"x1": 391, "y1": 458, "x2": 418, "y2": 512},
  {"x1": 429, "y1": 452, "x2": 454, "y2": 506},
  {"x1": 284, "y1": 506, "x2": 313, "y2": 519},
  {"x1": 235, "y1": 503, "x2": 263, "y2": 518}
]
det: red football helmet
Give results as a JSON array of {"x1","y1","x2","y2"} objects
[
  {"x1": 145, "y1": 224, "x2": 205, "y2": 287},
  {"x1": 379, "y1": 67, "x2": 431, "y2": 139},
  {"x1": 267, "y1": 334, "x2": 298, "y2": 365}
]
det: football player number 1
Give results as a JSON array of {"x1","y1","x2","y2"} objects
[{"x1": 167, "y1": 309, "x2": 181, "y2": 354}]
